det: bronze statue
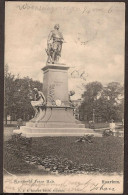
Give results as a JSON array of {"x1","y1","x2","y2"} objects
[
  {"x1": 31, "y1": 88, "x2": 46, "y2": 117},
  {"x1": 46, "y1": 24, "x2": 64, "y2": 64},
  {"x1": 69, "y1": 90, "x2": 75, "y2": 107}
]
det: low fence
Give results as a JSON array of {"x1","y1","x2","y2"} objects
[{"x1": 4, "y1": 120, "x2": 26, "y2": 126}]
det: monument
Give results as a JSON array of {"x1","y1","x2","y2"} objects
[{"x1": 13, "y1": 24, "x2": 101, "y2": 137}]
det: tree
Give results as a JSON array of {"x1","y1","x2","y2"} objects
[
  {"x1": 99, "y1": 82, "x2": 124, "y2": 121},
  {"x1": 79, "y1": 81, "x2": 103, "y2": 121},
  {"x1": 4, "y1": 65, "x2": 43, "y2": 122},
  {"x1": 4, "y1": 64, "x2": 15, "y2": 124},
  {"x1": 79, "y1": 81, "x2": 124, "y2": 122},
  {"x1": 13, "y1": 77, "x2": 42, "y2": 120}
]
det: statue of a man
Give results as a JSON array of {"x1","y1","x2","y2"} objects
[{"x1": 46, "y1": 24, "x2": 64, "y2": 64}]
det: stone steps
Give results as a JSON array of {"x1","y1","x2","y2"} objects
[{"x1": 13, "y1": 127, "x2": 102, "y2": 138}]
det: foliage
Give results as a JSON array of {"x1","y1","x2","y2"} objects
[
  {"x1": 4, "y1": 64, "x2": 42, "y2": 121},
  {"x1": 79, "y1": 81, "x2": 103, "y2": 121},
  {"x1": 4, "y1": 65, "x2": 15, "y2": 123},
  {"x1": 79, "y1": 81, "x2": 124, "y2": 122}
]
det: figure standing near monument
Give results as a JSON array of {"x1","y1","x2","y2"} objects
[
  {"x1": 31, "y1": 88, "x2": 46, "y2": 116},
  {"x1": 46, "y1": 24, "x2": 64, "y2": 64}
]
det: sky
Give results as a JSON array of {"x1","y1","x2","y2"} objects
[{"x1": 5, "y1": 2, "x2": 125, "y2": 99}]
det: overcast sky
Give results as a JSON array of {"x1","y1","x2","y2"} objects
[{"x1": 5, "y1": 2, "x2": 125, "y2": 99}]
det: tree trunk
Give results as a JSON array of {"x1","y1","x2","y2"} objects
[{"x1": 5, "y1": 114, "x2": 7, "y2": 125}]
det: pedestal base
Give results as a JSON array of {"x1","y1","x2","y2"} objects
[
  {"x1": 13, "y1": 106, "x2": 102, "y2": 137},
  {"x1": 26, "y1": 106, "x2": 85, "y2": 128},
  {"x1": 13, "y1": 127, "x2": 102, "y2": 137}
]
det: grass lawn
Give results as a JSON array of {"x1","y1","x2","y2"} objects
[{"x1": 4, "y1": 135, "x2": 123, "y2": 175}]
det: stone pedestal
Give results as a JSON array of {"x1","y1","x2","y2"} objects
[
  {"x1": 24, "y1": 63, "x2": 84, "y2": 129},
  {"x1": 13, "y1": 63, "x2": 101, "y2": 137},
  {"x1": 42, "y1": 64, "x2": 69, "y2": 107}
]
